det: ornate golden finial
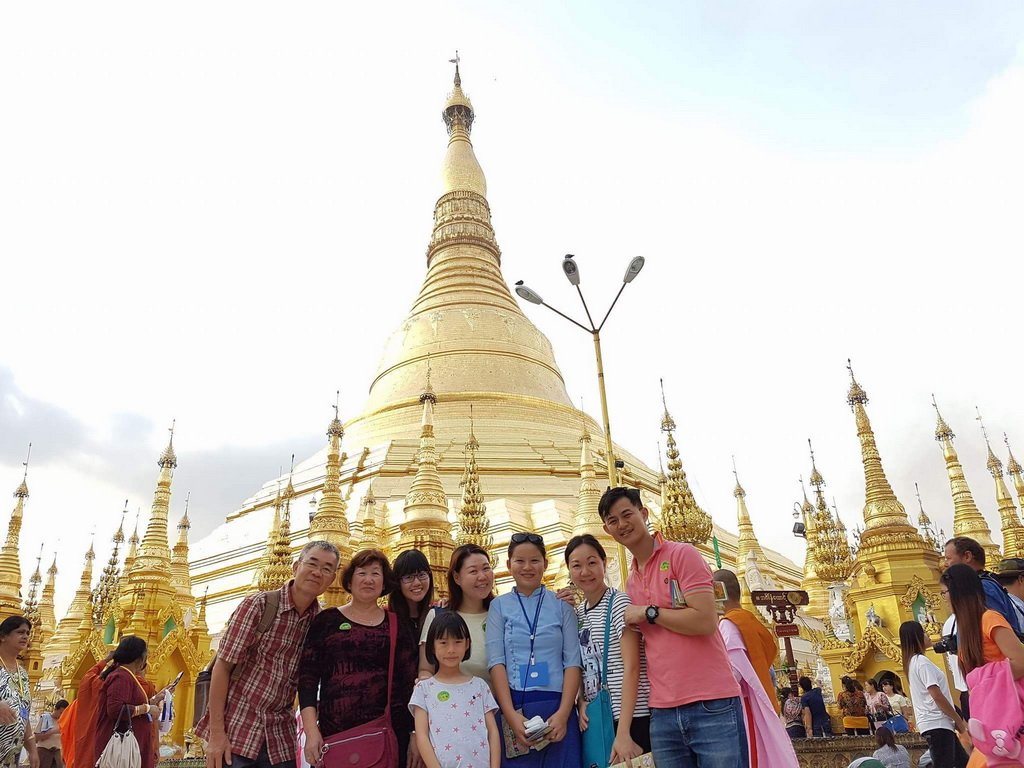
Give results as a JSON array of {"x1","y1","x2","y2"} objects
[
  {"x1": 975, "y1": 412, "x2": 1024, "y2": 558},
  {"x1": 23, "y1": 544, "x2": 43, "y2": 616},
  {"x1": 808, "y1": 438, "x2": 825, "y2": 489},
  {"x1": 1007, "y1": 433, "x2": 1024, "y2": 477},
  {"x1": 456, "y1": 406, "x2": 490, "y2": 548},
  {"x1": 159, "y1": 420, "x2": 178, "y2": 469},
  {"x1": 657, "y1": 381, "x2": 711, "y2": 545},
  {"x1": 15, "y1": 443, "x2": 31, "y2": 498},
  {"x1": 255, "y1": 482, "x2": 293, "y2": 592},
  {"x1": 846, "y1": 359, "x2": 867, "y2": 407},
  {"x1": 732, "y1": 456, "x2": 745, "y2": 499},
  {"x1": 328, "y1": 391, "x2": 345, "y2": 438},
  {"x1": 93, "y1": 503, "x2": 129, "y2": 626},
  {"x1": 932, "y1": 395, "x2": 954, "y2": 441},
  {"x1": 449, "y1": 50, "x2": 461, "y2": 86},
  {"x1": 976, "y1": 407, "x2": 1003, "y2": 475},
  {"x1": 1004, "y1": 434, "x2": 1024, "y2": 557},
  {"x1": 421, "y1": 357, "x2": 437, "y2": 404},
  {"x1": 178, "y1": 492, "x2": 191, "y2": 532}
]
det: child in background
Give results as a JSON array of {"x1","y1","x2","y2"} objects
[{"x1": 410, "y1": 612, "x2": 500, "y2": 768}]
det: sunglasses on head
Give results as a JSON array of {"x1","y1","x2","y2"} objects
[{"x1": 510, "y1": 532, "x2": 544, "y2": 546}]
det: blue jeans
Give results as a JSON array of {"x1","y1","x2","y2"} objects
[{"x1": 650, "y1": 697, "x2": 747, "y2": 768}]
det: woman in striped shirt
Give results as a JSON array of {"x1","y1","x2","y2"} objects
[{"x1": 565, "y1": 534, "x2": 651, "y2": 764}]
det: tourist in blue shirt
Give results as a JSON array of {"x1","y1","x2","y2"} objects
[{"x1": 486, "y1": 532, "x2": 582, "y2": 767}]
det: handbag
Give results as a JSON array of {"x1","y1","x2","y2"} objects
[
  {"x1": 318, "y1": 613, "x2": 399, "y2": 768},
  {"x1": 883, "y1": 713, "x2": 909, "y2": 733},
  {"x1": 96, "y1": 704, "x2": 141, "y2": 768},
  {"x1": 582, "y1": 595, "x2": 616, "y2": 768}
]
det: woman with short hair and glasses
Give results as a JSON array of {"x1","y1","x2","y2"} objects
[
  {"x1": 486, "y1": 532, "x2": 582, "y2": 767},
  {"x1": 389, "y1": 549, "x2": 435, "y2": 637},
  {"x1": 417, "y1": 544, "x2": 496, "y2": 685},
  {"x1": 299, "y1": 549, "x2": 419, "y2": 768}
]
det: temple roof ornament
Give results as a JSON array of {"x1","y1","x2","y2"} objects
[
  {"x1": 170, "y1": 492, "x2": 195, "y2": 610},
  {"x1": 43, "y1": 539, "x2": 96, "y2": 658},
  {"x1": 930, "y1": 396, "x2": 998, "y2": 560},
  {"x1": 255, "y1": 481, "x2": 293, "y2": 593},
  {"x1": 845, "y1": 361, "x2": 920, "y2": 546},
  {"x1": 976, "y1": 409, "x2": 1024, "y2": 559},
  {"x1": 658, "y1": 380, "x2": 712, "y2": 545},
  {"x1": 732, "y1": 459, "x2": 775, "y2": 589},
  {"x1": 456, "y1": 406, "x2": 490, "y2": 548},
  {"x1": 1006, "y1": 435, "x2": 1024, "y2": 557},
  {"x1": 92, "y1": 504, "x2": 127, "y2": 627},
  {"x1": 914, "y1": 483, "x2": 941, "y2": 553}
]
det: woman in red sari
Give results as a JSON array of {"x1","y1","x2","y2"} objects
[{"x1": 94, "y1": 637, "x2": 161, "y2": 768}]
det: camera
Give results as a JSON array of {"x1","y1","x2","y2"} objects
[{"x1": 932, "y1": 634, "x2": 958, "y2": 655}]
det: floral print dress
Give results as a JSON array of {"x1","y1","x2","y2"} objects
[{"x1": 0, "y1": 665, "x2": 31, "y2": 768}]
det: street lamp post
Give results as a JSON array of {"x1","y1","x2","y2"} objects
[{"x1": 516, "y1": 255, "x2": 646, "y2": 582}]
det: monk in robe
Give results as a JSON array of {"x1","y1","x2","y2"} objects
[
  {"x1": 714, "y1": 569, "x2": 799, "y2": 768},
  {"x1": 72, "y1": 654, "x2": 113, "y2": 768}
]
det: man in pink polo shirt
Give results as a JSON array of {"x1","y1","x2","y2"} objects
[{"x1": 600, "y1": 486, "x2": 747, "y2": 768}]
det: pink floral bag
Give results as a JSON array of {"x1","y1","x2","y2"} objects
[{"x1": 965, "y1": 658, "x2": 1024, "y2": 765}]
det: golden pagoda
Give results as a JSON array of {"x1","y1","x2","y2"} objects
[
  {"x1": 0, "y1": 446, "x2": 31, "y2": 613},
  {"x1": 658, "y1": 380, "x2": 713, "y2": 545},
  {"x1": 310, "y1": 402, "x2": 355, "y2": 606},
  {"x1": 455, "y1": 407, "x2": 491, "y2": 549},
  {"x1": 1004, "y1": 435, "x2": 1024, "y2": 557},
  {"x1": 931, "y1": 397, "x2": 999, "y2": 561},
  {"x1": 254, "y1": 482, "x2": 294, "y2": 593},
  {"x1": 188, "y1": 61, "x2": 803, "y2": 632},
  {"x1": 21, "y1": 548, "x2": 45, "y2": 688},
  {"x1": 976, "y1": 410, "x2": 1024, "y2": 561},
  {"x1": 816, "y1": 363, "x2": 945, "y2": 690},
  {"x1": 731, "y1": 463, "x2": 778, "y2": 612},
  {"x1": 170, "y1": 494, "x2": 196, "y2": 615},
  {"x1": 50, "y1": 432, "x2": 211, "y2": 747},
  {"x1": 798, "y1": 479, "x2": 830, "y2": 618},
  {"x1": 395, "y1": 373, "x2": 456, "y2": 595},
  {"x1": 38, "y1": 553, "x2": 58, "y2": 654}
]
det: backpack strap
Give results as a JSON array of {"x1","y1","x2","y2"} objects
[
  {"x1": 229, "y1": 589, "x2": 282, "y2": 682},
  {"x1": 600, "y1": 590, "x2": 614, "y2": 690}
]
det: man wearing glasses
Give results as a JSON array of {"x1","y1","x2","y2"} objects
[{"x1": 197, "y1": 541, "x2": 341, "y2": 768}]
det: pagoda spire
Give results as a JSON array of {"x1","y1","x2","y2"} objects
[
  {"x1": 358, "y1": 61, "x2": 573, "y2": 424},
  {"x1": 0, "y1": 444, "x2": 31, "y2": 613},
  {"x1": 732, "y1": 459, "x2": 774, "y2": 583},
  {"x1": 931, "y1": 396, "x2": 998, "y2": 559},
  {"x1": 807, "y1": 441, "x2": 853, "y2": 584},
  {"x1": 356, "y1": 486, "x2": 385, "y2": 552},
  {"x1": 255, "y1": 481, "x2": 293, "y2": 593},
  {"x1": 914, "y1": 483, "x2": 942, "y2": 552},
  {"x1": 658, "y1": 380, "x2": 711, "y2": 545},
  {"x1": 976, "y1": 409, "x2": 1023, "y2": 559},
  {"x1": 797, "y1": 478, "x2": 828, "y2": 617},
  {"x1": 456, "y1": 406, "x2": 490, "y2": 548},
  {"x1": 22, "y1": 545, "x2": 45, "y2": 688},
  {"x1": 122, "y1": 424, "x2": 179, "y2": 643},
  {"x1": 397, "y1": 371, "x2": 455, "y2": 594},
  {"x1": 38, "y1": 552, "x2": 58, "y2": 651},
  {"x1": 1005, "y1": 435, "x2": 1024, "y2": 557},
  {"x1": 92, "y1": 504, "x2": 127, "y2": 627},
  {"x1": 121, "y1": 510, "x2": 141, "y2": 593},
  {"x1": 311, "y1": 395, "x2": 354, "y2": 605},
  {"x1": 572, "y1": 410, "x2": 603, "y2": 535},
  {"x1": 845, "y1": 361, "x2": 918, "y2": 545},
  {"x1": 170, "y1": 492, "x2": 195, "y2": 610},
  {"x1": 44, "y1": 539, "x2": 95, "y2": 659},
  {"x1": 22, "y1": 545, "x2": 43, "y2": 628}
]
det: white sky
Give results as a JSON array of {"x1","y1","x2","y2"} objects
[{"x1": 2, "y1": 2, "x2": 1024, "y2": 618}]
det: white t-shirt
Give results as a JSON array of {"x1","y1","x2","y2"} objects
[
  {"x1": 574, "y1": 588, "x2": 650, "y2": 719},
  {"x1": 907, "y1": 654, "x2": 955, "y2": 734},
  {"x1": 941, "y1": 614, "x2": 966, "y2": 692},
  {"x1": 420, "y1": 608, "x2": 490, "y2": 685},
  {"x1": 408, "y1": 676, "x2": 497, "y2": 768}
]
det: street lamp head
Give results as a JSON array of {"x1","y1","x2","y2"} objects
[
  {"x1": 561, "y1": 254, "x2": 580, "y2": 286},
  {"x1": 514, "y1": 280, "x2": 544, "y2": 305},
  {"x1": 623, "y1": 256, "x2": 645, "y2": 283}
]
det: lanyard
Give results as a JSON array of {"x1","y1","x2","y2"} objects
[{"x1": 514, "y1": 586, "x2": 545, "y2": 665}]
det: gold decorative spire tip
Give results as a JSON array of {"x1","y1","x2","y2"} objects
[
  {"x1": 328, "y1": 390, "x2": 345, "y2": 438},
  {"x1": 659, "y1": 378, "x2": 676, "y2": 432},
  {"x1": 846, "y1": 358, "x2": 868, "y2": 407},
  {"x1": 732, "y1": 455, "x2": 745, "y2": 498},
  {"x1": 14, "y1": 442, "x2": 31, "y2": 497},
  {"x1": 159, "y1": 419, "x2": 178, "y2": 468},
  {"x1": 808, "y1": 438, "x2": 825, "y2": 489}
]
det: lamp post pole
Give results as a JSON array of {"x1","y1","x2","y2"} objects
[{"x1": 516, "y1": 255, "x2": 645, "y2": 587}]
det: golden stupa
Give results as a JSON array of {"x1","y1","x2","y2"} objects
[{"x1": 188, "y1": 63, "x2": 803, "y2": 631}]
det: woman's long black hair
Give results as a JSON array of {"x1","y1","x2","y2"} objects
[{"x1": 389, "y1": 549, "x2": 434, "y2": 632}]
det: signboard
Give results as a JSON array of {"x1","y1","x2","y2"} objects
[
  {"x1": 750, "y1": 590, "x2": 809, "y2": 607},
  {"x1": 775, "y1": 623, "x2": 800, "y2": 638}
]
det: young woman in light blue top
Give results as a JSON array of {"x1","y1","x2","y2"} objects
[{"x1": 486, "y1": 532, "x2": 582, "y2": 767}]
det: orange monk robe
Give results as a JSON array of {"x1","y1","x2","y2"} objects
[
  {"x1": 57, "y1": 700, "x2": 79, "y2": 768},
  {"x1": 72, "y1": 659, "x2": 110, "y2": 768},
  {"x1": 724, "y1": 608, "x2": 781, "y2": 714}
]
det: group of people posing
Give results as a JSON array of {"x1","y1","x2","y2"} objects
[{"x1": 199, "y1": 486, "x2": 797, "y2": 768}]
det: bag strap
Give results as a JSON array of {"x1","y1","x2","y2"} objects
[
  {"x1": 113, "y1": 703, "x2": 133, "y2": 734},
  {"x1": 230, "y1": 590, "x2": 281, "y2": 683},
  {"x1": 600, "y1": 590, "x2": 614, "y2": 689},
  {"x1": 383, "y1": 611, "x2": 398, "y2": 715}
]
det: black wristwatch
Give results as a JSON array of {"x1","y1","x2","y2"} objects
[{"x1": 645, "y1": 605, "x2": 660, "y2": 625}]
